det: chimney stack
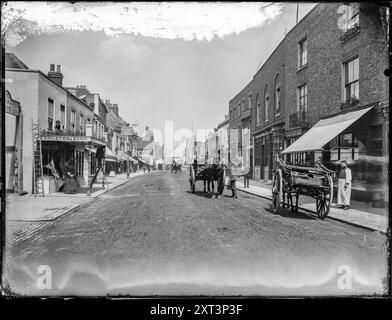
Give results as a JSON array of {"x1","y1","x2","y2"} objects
[
  {"x1": 48, "y1": 64, "x2": 63, "y2": 86},
  {"x1": 110, "y1": 103, "x2": 119, "y2": 116}
]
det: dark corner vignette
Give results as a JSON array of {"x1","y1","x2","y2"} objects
[{"x1": 0, "y1": 1, "x2": 391, "y2": 301}]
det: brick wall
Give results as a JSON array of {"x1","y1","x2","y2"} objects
[{"x1": 228, "y1": 3, "x2": 388, "y2": 136}]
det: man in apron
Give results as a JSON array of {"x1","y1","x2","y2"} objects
[{"x1": 337, "y1": 160, "x2": 352, "y2": 210}]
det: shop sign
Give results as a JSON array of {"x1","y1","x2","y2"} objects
[
  {"x1": 121, "y1": 128, "x2": 133, "y2": 135},
  {"x1": 40, "y1": 135, "x2": 90, "y2": 142}
]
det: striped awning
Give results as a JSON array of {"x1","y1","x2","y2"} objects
[{"x1": 281, "y1": 106, "x2": 374, "y2": 154}]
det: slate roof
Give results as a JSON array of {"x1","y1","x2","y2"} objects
[{"x1": 5, "y1": 53, "x2": 29, "y2": 69}]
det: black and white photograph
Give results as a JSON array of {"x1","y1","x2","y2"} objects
[{"x1": 0, "y1": 1, "x2": 390, "y2": 301}]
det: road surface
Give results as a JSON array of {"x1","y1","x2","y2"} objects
[{"x1": 5, "y1": 171, "x2": 388, "y2": 296}]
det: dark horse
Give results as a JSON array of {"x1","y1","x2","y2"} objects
[{"x1": 199, "y1": 164, "x2": 225, "y2": 198}]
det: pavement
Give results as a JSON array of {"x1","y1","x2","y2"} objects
[
  {"x1": 236, "y1": 179, "x2": 389, "y2": 234},
  {"x1": 5, "y1": 171, "x2": 147, "y2": 222},
  {"x1": 4, "y1": 171, "x2": 388, "y2": 296}
]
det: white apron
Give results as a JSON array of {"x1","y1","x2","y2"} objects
[{"x1": 337, "y1": 179, "x2": 351, "y2": 205}]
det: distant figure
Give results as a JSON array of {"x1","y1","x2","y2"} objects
[
  {"x1": 54, "y1": 120, "x2": 61, "y2": 133},
  {"x1": 336, "y1": 160, "x2": 352, "y2": 210},
  {"x1": 228, "y1": 164, "x2": 238, "y2": 198},
  {"x1": 143, "y1": 166, "x2": 146, "y2": 173},
  {"x1": 243, "y1": 167, "x2": 251, "y2": 188}
]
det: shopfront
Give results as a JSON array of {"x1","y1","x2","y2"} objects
[
  {"x1": 281, "y1": 104, "x2": 388, "y2": 205},
  {"x1": 253, "y1": 133, "x2": 272, "y2": 181},
  {"x1": 39, "y1": 131, "x2": 106, "y2": 194}
]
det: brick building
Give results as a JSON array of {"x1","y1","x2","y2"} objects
[
  {"x1": 228, "y1": 80, "x2": 253, "y2": 170},
  {"x1": 228, "y1": 3, "x2": 389, "y2": 201}
]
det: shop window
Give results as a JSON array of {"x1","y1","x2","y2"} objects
[
  {"x1": 369, "y1": 125, "x2": 383, "y2": 156},
  {"x1": 329, "y1": 133, "x2": 360, "y2": 161},
  {"x1": 298, "y1": 37, "x2": 308, "y2": 69},
  {"x1": 344, "y1": 57, "x2": 359, "y2": 102},
  {"x1": 48, "y1": 98, "x2": 54, "y2": 131}
]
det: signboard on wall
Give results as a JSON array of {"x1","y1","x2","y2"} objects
[
  {"x1": 40, "y1": 135, "x2": 106, "y2": 146},
  {"x1": 121, "y1": 128, "x2": 133, "y2": 136}
]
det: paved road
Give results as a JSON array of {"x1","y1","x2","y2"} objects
[{"x1": 5, "y1": 171, "x2": 387, "y2": 296}]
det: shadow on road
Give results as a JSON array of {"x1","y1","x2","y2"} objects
[
  {"x1": 264, "y1": 205, "x2": 317, "y2": 220},
  {"x1": 186, "y1": 191, "x2": 221, "y2": 199}
]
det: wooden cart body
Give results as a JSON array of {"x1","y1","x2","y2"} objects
[{"x1": 272, "y1": 157, "x2": 335, "y2": 219}]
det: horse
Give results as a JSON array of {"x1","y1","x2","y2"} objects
[{"x1": 200, "y1": 164, "x2": 225, "y2": 198}]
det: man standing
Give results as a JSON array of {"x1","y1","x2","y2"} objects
[
  {"x1": 337, "y1": 160, "x2": 352, "y2": 210},
  {"x1": 228, "y1": 163, "x2": 238, "y2": 198},
  {"x1": 243, "y1": 167, "x2": 251, "y2": 188}
]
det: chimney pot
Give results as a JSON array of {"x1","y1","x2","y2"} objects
[
  {"x1": 56, "y1": 65, "x2": 61, "y2": 72},
  {"x1": 50, "y1": 64, "x2": 55, "y2": 71}
]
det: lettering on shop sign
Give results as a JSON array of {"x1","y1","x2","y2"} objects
[{"x1": 40, "y1": 135, "x2": 90, "y2": 142}]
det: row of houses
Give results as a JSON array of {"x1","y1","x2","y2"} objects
[
  {"x1": 203, "y1": 3, "x2": 389, "y2": 203},
  {"x1": 4, "y1": 53, "x2": 162, "y2": 195}
]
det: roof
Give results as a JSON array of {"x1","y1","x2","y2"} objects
[
  {"x1": 5, "y1": 53, "x2": 29, "y2": 69},
  {"x1": 217, "y1": 117, "x2": 230, "y2": 129},
  {"x1": 137, "y1": 140, "x2": 154, "y2": 150},
  {"x1": 6, "y1": 54, "x2": 94, "y2": 113}
]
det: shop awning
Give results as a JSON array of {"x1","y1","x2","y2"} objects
[
  {"x1": 135, "y1": 156, "x2": 149, "y2": 166},
  {"x1": 116, "y1": 150, "x2": 136, "y2": 162},
  {"x1": 281, "y1": 106, "x2": 374, "y2": 154},
  {"x1": 105, "y1": 147, "x2": 118, "y2": 162}
]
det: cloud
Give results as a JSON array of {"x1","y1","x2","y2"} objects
[{"x1": 2, "y1": 2, "x2": 283, "y2": 47}]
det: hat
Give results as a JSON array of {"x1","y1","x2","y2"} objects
[{"x1": 340, "y1": 160, "x2": 348, "y2": 164}]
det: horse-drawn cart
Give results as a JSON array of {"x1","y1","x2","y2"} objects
[
  {"x1": 189, "y1": 162, "x2": 224, "y2": 196},
  {"x1": 272, "y1": 157, "x2": 335, "y2": 219}
]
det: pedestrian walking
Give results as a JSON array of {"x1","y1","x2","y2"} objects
[
  {"x1": 228, "y1": 164, "x2": 238, "y2": 198},
  {"x1": 336, "y1": 160, "x2": 352, "y2": 210},
  {"x1": 243, "y1": 167, "x2": 251, "y2": 188}
]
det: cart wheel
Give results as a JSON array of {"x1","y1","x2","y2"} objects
[
  {"x1": 189, "y1": 166, "x2": 196, "y2": 193},
  {"x1": 272, "y1": 169, "x2": 282, "y2": 214},
  {"x1": 316, "y1": 175, "x2": 333, "y2": 219}
]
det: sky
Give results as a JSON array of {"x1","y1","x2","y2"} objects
[{"x1": 3, "y1": 2, "x2": 317, "y2": 140}]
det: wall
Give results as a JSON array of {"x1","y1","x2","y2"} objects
[
  {"x1": 5, "y1": 70, "x2": 39, "y2": 193},
  {"x1": 66, "y1": 91, "x2": 94, "y2": 132},
  {"x1": 37, "y1": 73, "x2": 67, "y2": 130}
]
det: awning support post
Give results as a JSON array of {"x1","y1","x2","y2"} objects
[
  {"x1": 87, "y1": 143, "x2": 91, "y2": 197},
  {"x1": 102, "y1": 148, "x2": 106, "y2": 189}
]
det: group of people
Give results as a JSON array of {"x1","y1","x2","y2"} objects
[{"x1": 45, "y1": 158, "x2": 80, "y2": 194}]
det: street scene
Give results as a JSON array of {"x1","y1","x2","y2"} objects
[{"x1": 1, "y1": 2, "x2": 390, "y2": 297}]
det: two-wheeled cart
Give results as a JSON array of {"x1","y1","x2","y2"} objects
[{"x1": 272, "y1": 157, "x2": 335, "y2": 219}]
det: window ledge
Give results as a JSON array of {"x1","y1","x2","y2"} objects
[
  {"x1": 275, "y1": 113, "x2": 281, "y2": 117},
  {"x1": 297, "y1": 64, "x2": 308, "y2": 73}
]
